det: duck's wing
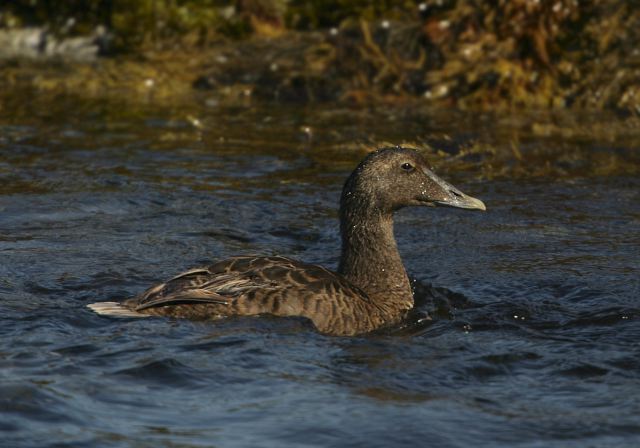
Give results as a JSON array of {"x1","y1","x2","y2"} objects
[
  {"x1": 131, "y1": 266, "x2": 261, "y2": 311},
  {"x1": 128, "y1": 255, "x2": 369, "y2": 313}
]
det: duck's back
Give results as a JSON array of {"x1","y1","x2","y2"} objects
[{"x1": 120, "y1": 255, "x2": 384, "y2": 335}]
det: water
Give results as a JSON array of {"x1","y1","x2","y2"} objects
[{"x1": 1, "y1": 93, "x2": 639, "y2": 447}]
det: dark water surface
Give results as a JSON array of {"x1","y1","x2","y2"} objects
[{"x1": 1, "y1": 95, "x2": 639, "y2": 447}]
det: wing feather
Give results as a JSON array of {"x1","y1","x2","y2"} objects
[{"x1": 134, "y1": 289, "x2": 229, "y2": 311}]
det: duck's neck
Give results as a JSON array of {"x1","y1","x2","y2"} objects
[{"x1": 337, "y1": 206, "x2": 413, "y2": 317}]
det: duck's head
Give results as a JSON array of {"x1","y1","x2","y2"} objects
[{"x1": 342, "y1": 147, "x2": 486, "y2": 214}]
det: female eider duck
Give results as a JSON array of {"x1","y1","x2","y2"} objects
[{"x1": 88, "y1": 147, "x2": 485, "y2": 336}]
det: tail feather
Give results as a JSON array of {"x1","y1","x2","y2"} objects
[{"x1": 87, "y1": 301, "x2": 149, "y2": 318}]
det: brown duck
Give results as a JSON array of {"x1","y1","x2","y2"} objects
[{"x1": 88, "y1": 147, "x2": 485, "y2": 336}]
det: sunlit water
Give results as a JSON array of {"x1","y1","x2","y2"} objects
[{"x1": 1, "y1": 94, "x2": 639, "y2": 447}]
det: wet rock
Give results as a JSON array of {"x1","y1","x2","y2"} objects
[{"x1": 0, "y1": 27, "x2": 108, "y2": 62}]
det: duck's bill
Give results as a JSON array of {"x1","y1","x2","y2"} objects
[
  {"x1": 435, "y1": 193, "x2": 486, "y2": 211},
  {"x1": 423, "y1": 168, "x2": 487, "y2": 211}
]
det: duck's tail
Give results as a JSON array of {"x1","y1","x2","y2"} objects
[{"x1": 87, "y1": 301, "x2": 149, "y2": 318}]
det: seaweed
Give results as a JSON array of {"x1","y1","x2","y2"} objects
[{"x1": 1, "y1": 1, "x2": 639, "y2": 112}]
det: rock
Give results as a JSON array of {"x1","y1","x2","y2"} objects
[{"x1": 0, "y1": 27, "x2": 107, "y2": 61}]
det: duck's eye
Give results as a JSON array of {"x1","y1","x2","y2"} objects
[{"x1": 401, "y1": 162, "x2": 414, "y2": 172}]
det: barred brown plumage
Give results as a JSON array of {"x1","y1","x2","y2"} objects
[{"x1": 88, "y1": 147, "x2": 485, "y2": 336}]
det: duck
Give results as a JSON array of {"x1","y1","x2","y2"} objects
[{"x1": 88, "y1": 147, "x2": 485, "y2": 336}]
